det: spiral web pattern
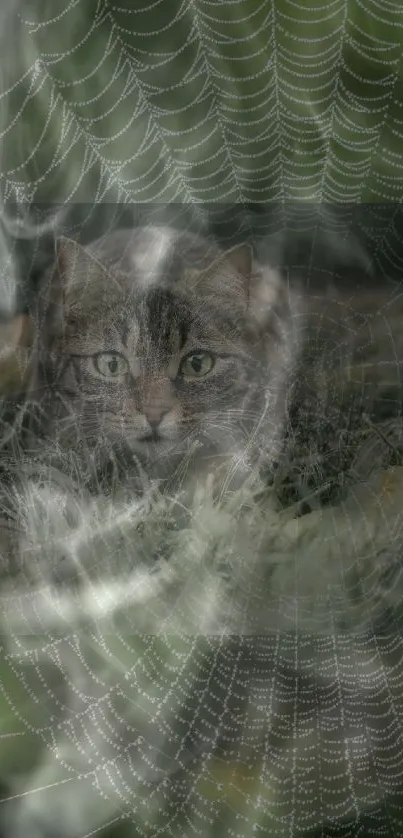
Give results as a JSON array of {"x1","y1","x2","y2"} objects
[{"x1": 0, "y1": 2, "x2": 403, "y2": 837}]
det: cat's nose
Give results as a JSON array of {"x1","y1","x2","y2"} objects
[{"x1": 143, "y1": 406, "x2": 170, "y2": 428}]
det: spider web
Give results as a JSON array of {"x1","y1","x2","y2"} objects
[
  {"x1": 1, "y1": 0, "x2": 403, "y2": 205},
  {"x1": 0, "y1": 1, "x2": 403, "y2": 837}
]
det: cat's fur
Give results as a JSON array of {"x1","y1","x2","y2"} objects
[{"x1": 27, "y1": 225, "x2": 299, "y2": 497}]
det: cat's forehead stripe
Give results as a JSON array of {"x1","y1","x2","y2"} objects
[
  {"x1": 143, "y1": 288, "x2": 185, "y2": 352},
  {"x1": 122, "y1": 313, "x2": 140, "y2": 358}
]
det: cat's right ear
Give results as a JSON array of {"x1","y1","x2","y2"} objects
[
  {"x1": 55, "y1": 236, "x2": 91, "y2": 292},
  {"x1": 50, "y1": 236, "x2": 106, "y2": 309},
  {"x1": 41, "y1": 237, "x2": 99, "y2": 332},
  {"x1": 48, "y1": 236, "x2": 83, "y2": 304},
  {"x1": 56, "y1": 235, "x2": 80, "y2": 276}
]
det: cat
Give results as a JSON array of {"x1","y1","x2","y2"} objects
[
  {"x1": 1, "y1": 229, "x2": 402, "y2": 507},
  {"x1": 24, "y1": 224, "x2": 299, "y2": 499}
]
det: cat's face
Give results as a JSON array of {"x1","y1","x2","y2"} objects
[{"x1": 35, "y1": 226, "x2": 292, "y2": 490}]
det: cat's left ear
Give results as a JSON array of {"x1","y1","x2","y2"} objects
[
  {"x1": 187, "y1": 243, "x2": 253, "y2": 308},
  {"x1": 222, "y1": 243, "x2": 253, "y2": 281}
]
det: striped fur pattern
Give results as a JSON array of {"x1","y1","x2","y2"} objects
[{"x1": 30, "y1": 226, "x2": 299, "y2": 496}]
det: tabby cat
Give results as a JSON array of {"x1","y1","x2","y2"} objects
[
  {"x1": 1, "y1": 226, "x2": 402, "y2": 503},
  {"x1": 26, "y1": 225, "x2": 298, "y2": 496}
]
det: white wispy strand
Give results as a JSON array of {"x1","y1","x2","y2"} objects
[{"x1": 2, "y1": 460, "x2": 403, "y2": 647}]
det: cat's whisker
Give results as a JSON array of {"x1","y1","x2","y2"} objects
[{"x1": 205, "y1": 406, "x2": 264, "y2": 421}]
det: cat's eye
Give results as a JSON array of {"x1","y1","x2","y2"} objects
[
  {"x1": 180, "y1": 352, "x2": 215, "y2": 378},
  {"x1": 92, "y1": 352, "x2": 129, "y2": 379}
]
